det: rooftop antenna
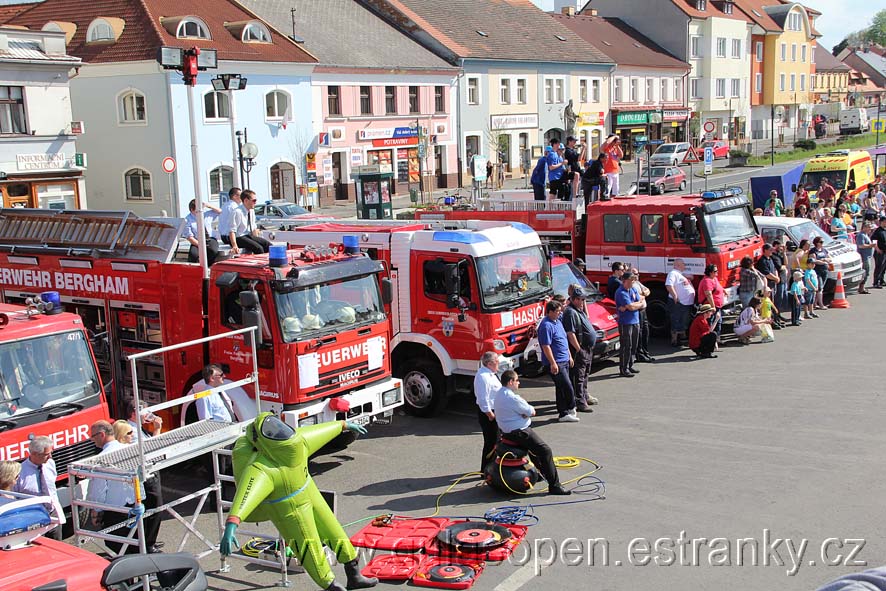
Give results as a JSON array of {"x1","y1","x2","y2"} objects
[{"x1": 288, "y1": 8, "x2": 304, "y2": 43}]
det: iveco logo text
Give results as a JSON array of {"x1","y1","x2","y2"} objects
[
  {"x1": 319, "y1": 338, "x2": 387, "y2": 369},
  {"x1": 338, "y1": 370, "x2": 361, "y2": 383}
]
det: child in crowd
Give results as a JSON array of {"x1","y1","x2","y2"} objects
[
  {"x1": 757, "y1": 287, "x2": 783, "y2": 330},
  {"x1": 803, "y1": 259, "x2": 820, "y2": 319},
  {"x1": 789, "y1": 270, "x2": 805, "y2": 326}
]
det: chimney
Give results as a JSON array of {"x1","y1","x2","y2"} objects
[
  {"x1": 588, "y1": 8, "x2": 598, "y2": 15},
  {"x1": 561, "y1": 6, "x2": 575, "y2": 16}
]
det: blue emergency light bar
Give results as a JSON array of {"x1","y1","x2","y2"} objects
[{"x1": 701, "y1": 187, "x2": 744, "y2": 199}]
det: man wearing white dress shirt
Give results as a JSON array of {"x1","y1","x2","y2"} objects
[
  {"x1": 14, "y1": 435, "x2": 65, "y2": 536},
  {"x1": 86, "y1": 420, "x2": 138, "y2": 554},
  {"x1": 473, "y1": 352, "x2": 500, "y2": 472},
  {"x1": 233, "y1": 189, "x2": 272, "y2": 254},
  {"x1": 218, "y1": 187, "x2": 242, "y2": 251},
  {"x1": 183, "y1": 199, "x2": 221, "y2": 265}
]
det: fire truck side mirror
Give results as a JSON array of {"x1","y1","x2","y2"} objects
[
  {"x1": 381, "y1": 278, "x2": 393, "y2": 305},
  {"x1": 684, "y1": 216, "x2": 700, "y2": 244},
  {"x1": 239, "y1": 290, "x2": 264, "y2": 347}
]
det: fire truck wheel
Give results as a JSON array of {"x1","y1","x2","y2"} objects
[
  {"x1": 402, "y1": 360, "x2": 446, "y2": 417},
  {"x1": 645, "y1": 287, "x2": 670, "y2": 336}
]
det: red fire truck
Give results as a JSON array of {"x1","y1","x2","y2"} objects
[
  {"x1": 417, "y1": 187, "x2": 763, "y2": 333},
  {"x1": 0, "y1": 209, "x2": 402, "y2": 434},
  {"x1": 270, "y1": 221, "x2": 552, "y2": 416},
  {"x1": 0, "y1": 300, "x2": 110, "y2": 488}
]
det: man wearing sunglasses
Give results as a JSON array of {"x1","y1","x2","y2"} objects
[{"x1": 221, "y1": 413, "x2": 377, "y2": 591}]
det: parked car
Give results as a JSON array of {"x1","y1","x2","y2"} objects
[
  {"x1": 649, "y1": 142, "x2": 692, "y2": 166},
  {"x1": 254, "y1": 200, "x2": 324, "y2": 229},
  {"x1": 702, "y1": 140, "x2": 730, "y2": 160},
  {"x1": 636, "y1": 166, "x2": 687, "y2": 194}
]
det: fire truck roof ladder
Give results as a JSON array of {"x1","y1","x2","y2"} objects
[{"x1": 0, "y1": 208, "x2": 184, "y2": 261}]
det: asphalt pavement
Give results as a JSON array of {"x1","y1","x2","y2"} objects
[{"x1": 95, "y1": 284, "x2": 886, "y2": 591}]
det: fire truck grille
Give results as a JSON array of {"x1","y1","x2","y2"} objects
[
  {"x1": 73, "y1": 420, "x2": 244, "y2": 474},
  {"x1": 54, "y1": 439, "x2": 100, "y2": 477}
]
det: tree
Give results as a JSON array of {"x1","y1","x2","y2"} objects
[
  {"x1": 862, "y1": 9, "x2": 886, "y2": 46},
  {"x1": 286, "y1": 128, "x2": 315, "y2": 208}
]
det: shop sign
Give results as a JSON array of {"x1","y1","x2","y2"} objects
[
  {"x1": 662, "y1": 109, "x2": 690, "y2": 122},
  {"x1": 350, "y1": 147, "x2": 363, "y2": 167},
  {"x1": 372, "y1": 137, "x2": 419, "y2": 148},
  {"x1": 305, "y1": 153, "x2": 316, "y2": 172},
  {"x1": 392, "y1": 127, "x2": 418, "y2": 138},
  {"x1": 357, "y1": 128, "x2": 395, "y2": 140},
  {"x1": 615, "y1": 112, "x2": 648, "y2": 126},
  {"x1": 578, "y1": 111, "x2": 605, "y2": 126},
  {"x1": 490, "y1": 113, "x2": 539, "y2": 130},
  {"x1": 16, "y1": 153, "x2": 71, "y2": 171}
]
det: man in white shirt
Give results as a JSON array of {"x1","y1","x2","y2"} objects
[
  {"x1": 86, "y1": 420, "x2": 137, "y2": 554},
  {"x1": 123, "y1": 400, "x2": 164, "y2": 553},
  {"x1": 14, "y1": 435, "x2": 65, "y2": 534},
  {"x1": 218, "y1": 187, "x2": 242, "y2": 251},
  {"x1": 182, "y1": 199, "x2": 221, "y2": 264},
  {"x1": 188, "y1": 364, "x2": 253, "y2": 423},
  {"x1": 473, "y1": 352, "x2": 500, "y2": 472},
  {"x1": 665, "y1": 258, "x2": 696, "y2": 347},
  {"x1": 233, "y1": 190, "x2": 272, "y2": 254}
]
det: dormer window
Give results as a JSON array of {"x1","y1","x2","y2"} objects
[
  {"x1": 242, "y1": 22, "x2": 271, "y2": 43},
  {"x1": 722, "y1": 1, "x2": 733, "y2": 15},
  {"x1": 176, "y1": 17, "x2": 210, "y2": 39},
  {"x1": 86, "y1": 17, "x2": 124, "y2": 43},
  {"x1": 696, "y1": 0, "x2": 706, "y2": 10}
]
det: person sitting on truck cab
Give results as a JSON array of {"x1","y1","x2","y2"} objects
[{"x1": 183, "y1": 199, "x2": 221, "y2": 265}]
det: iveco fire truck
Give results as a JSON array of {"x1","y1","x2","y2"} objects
[
  {"x1": 270, "y1": 221, "x2": 553, "y2": 416},
  {"x1": 0, "y1": 209, "x2": 401, "y2": 434},
  {"x1": 417, "y1": 187, "x2": 763, "y2": 333},
  {"x1": 0, "y1": 301, "x2": 110, "y2": 489}
]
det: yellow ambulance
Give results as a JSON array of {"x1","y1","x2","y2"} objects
[{"x1": 797, "y1": 150, "x2": 875, "y2": 202}]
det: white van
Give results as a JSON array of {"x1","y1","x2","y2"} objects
[
  {"x1": 650, "y1": 142, "x2": 692, "y2": 167},
  {"x1": 754, "y1": 216, "x2": 863, "y2": 294},
  {"x1": 839, "y1": 108, "x2": 870, "y2": 135}
]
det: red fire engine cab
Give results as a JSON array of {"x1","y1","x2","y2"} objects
[
  {"x1": 270, "y1": 221, "x2": 552, "y2": 416},
  {"x1": 0, "y1": 209, "x2": 401, "y2": 434},
  {"x1": 0, "y1": 299, "x2": 109, "y2": 489},
  {"x1": 418, "y1": 187, "x2": 763, "y2": 332}
]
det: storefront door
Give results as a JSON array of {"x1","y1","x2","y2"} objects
[
  {"x1": 331, "y1": 152, "x2": 346, "y2": 200},
  {"x1": 434, "y1": 146, "x2": 445, "y2": 188}
]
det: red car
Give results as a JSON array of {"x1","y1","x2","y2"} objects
[
  {"x1": 702, "y1": 140, "x2": 730, "y2": 159},
  {"x1": 636, "y1": 166, "x2": 687, "y2": 194}
]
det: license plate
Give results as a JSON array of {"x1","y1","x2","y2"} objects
[
  {"x1": 352, "y1": 415, "x2": 371, "y2": 426},
  {"x1": 613, "y1": 342, "x2": 620, "y2": 350}
]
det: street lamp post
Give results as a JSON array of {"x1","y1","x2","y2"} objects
[
  {"x1": 158, "y1": 46, "x2": 217, "y2": 280},
  {"x1": 411, "y1": 119, "x2": 425, "y2": 202},
  {"x1": 235, "y1": 129, "x2": 258, "y2": 190},
  {"x1": 770, "y1": 104, "x2": 775, "y2": 167},
  {"x1": 212, "y1": 74, "x2": 248, "y2": 189}
]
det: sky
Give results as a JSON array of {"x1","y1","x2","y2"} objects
[{"x1": 530, "y1": 0, "x2": 880, "y2": 55}]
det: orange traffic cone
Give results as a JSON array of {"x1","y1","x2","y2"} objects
[{"x1": 830, "y1": 271, "x2": 850, "y2": 309}]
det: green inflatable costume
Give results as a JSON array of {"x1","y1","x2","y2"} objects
[{"x1": 219, "y1": 413, "x2": 377, "y2": 591}]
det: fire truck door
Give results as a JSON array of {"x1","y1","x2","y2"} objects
[
  {"x1": 59, "y1": 297, "x2": 112, "y2": 393},
  {"x1": 415, "y1": 255, "x2": 479, "y2": 360}
]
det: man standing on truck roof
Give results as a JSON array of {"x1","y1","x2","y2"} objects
[
  {"x1": 602, "y1": 135, "x2": 623, "y2": 198},
  {"x1": 218, "y1": 187, "x2": 242, "y2": 252},
  {"x1": 537, "y1": 300, "x2": 578, "y2": 423},
  {"x1": 546, "y1": 139, "x2": 567, "y2": 201},
  {"x1": 531, "y1": 148, "x2": 550, "y2": 201},
  {"x1": 615, "y1": 272, "x2": 645, "y2": 378},
  {"x1": 564, "y1": 136, "x2": 582, "y2": 200}
]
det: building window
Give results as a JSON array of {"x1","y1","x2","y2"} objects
[
  {"x1": 516, "y1": 78, "x2": 527, "y2": 104},
  {"x1": 124, "y1": 168, "x2": 152, "y2": 201},
  {"x1": 544, "y1": 79, "x2": 554, "y2": 104},
  {"x1": 780, "y1": 43, "x2": 786, "y2": 62},
  {"x1": 715, "y1": 78, "x2": 726, "y2": 98},
  {"x1": 408, "y1": 86, "x2": 419, "y2": 114},
  {"x1": 690, "y1": 36, "x2": 701, "y2": 58},
  {"x1": 645, "y1": 78, "x2": 654, "y2": 103},
  {"x1": 434, "y1": 86, "x2": 445, "y2": 112},
  {"x1": 591, "y1": 79, "x2": 600, "y2": 102},
  {"x1": 385, "y1": 86, "x2": 396, "y2": 115},
  {"x1": 801, "y1": 44, "x2": 807, "y2": 63},
  {"x1": 465, "y1": 135, "x2": 480, "y2": 161},
  {"x1": 696, "y1": 0, "x2": 706, "y2": 10},
  {"x1": 731, "y1": 39, "x2": 741, "y2": 58},
  {"x1": 722, "y1": 0, "x2": 733, "y2": 14},
  {"x1": 716, "y1": 37, "x2": 726, "y2": 58},
  {"x1": 500, "y1": 78, "x2": 511, "y2": 105},
  {"x1": 812, "y1": 49, "x2": 816, "y2": 64},
  {"x1": 467, "y1": 77, "x2": 480, "y2": 105},
  {"x1": 800, "y1": 74, "x2": 806, "y2": 91},
  {"x1": 790, "y1": 74, "x2": 796, "y2": 91},
  {"x1": 675, "y1": 78, "x2": 683, "y2": 100},
  {"x1": 731, "y1": 78, "x2": 740, "y2": 98},
  {"x1": 689, "y1": 78, "x2": 700, "y2": 99},
  {"x1": 555, "y1": 79, "x2": 564, "y2": 103},
  {"x1": 755, "y1": 73, "x2": 762, "y2": 93},
  {"x1": 119, "y1": 90, "x2": 146, "y2": 123},
  {"x1": 176, "y1": 17, "x2": 210, "y2": 39},
  {"x1": 327, "y1": 86, "x2": 341, "y2": 116},
  {"x1": 87, "y1": 18, "x2": 114, "y2": 42},
  {"x1": 242, "y1": 22, "x2": 271, "y2": 43},
  {"x1": 579, "y1": 79, "x2": 588, "y2": 103},
  {"x1": 203, "y1": 91, "x2": 230, "y2": 120},
  {"x1": 614, "y1": 78, "x2": 623, "y2": 102},
  {"x1": 360, "y1": 86, "x2": 372, "y2": 115},
  {"x1": 265, "y1": 90, "x2": 289, "y2": 120},
  {"x1": 661, "y1": 78, "x2": 669, "y2": 102},
  {"x1": 209, "y1": 166, "x2": 234, "y2": 197},
  {"x1": 755, "y1": 41, "x2": 763, "y2": 62},
  {"x1": 0, "y1": 86, "x2": 25, "y2": 134},
  {"x1": 630, "y1": 78, "x2": 639, "y2": 102},
  {"x1": 780, "y1": 73, "x2": 785, "y2": 91},
  {"x1": 791, "y1": 44, "x2": 796, "y2": 62}
]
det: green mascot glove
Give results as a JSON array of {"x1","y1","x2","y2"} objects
[
  {"x1": 220, "y1": 522, "x2": 240, "y2": 556},
  {"x1": 344, "y1": 421, "x2": 368, "y2": 436}
]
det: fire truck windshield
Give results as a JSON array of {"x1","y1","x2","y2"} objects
[
  {"x1": 705, "y1": 207, "x2": 757, "y2": 245},
  {"x1": 0, "y1": 331, "x2": 100, "y2": 419},
  {"x1": 476, "y1": 245, "x2": 551, "y2": 309},
  {"x1": 274, "y1": 274, "x2": 386, "y2": 342}
]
